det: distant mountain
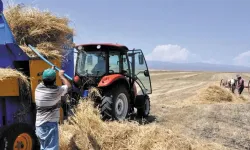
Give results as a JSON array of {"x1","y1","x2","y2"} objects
[{"x1": 147, "y1": 61, "x2": 250, "y2": 72}]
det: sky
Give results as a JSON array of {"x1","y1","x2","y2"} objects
[{"x1": 2, "y1": 0, "x2": 250, "y2": 66}]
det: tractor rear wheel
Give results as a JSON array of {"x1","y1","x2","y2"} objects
[
  {"x1": 101, "y1": 86, "x2": 130, "y2": 121},
  {"x1": 0, "y1": 123, "x2": 39, "y2": 150},
  {"x1": 137, "y1": 96, "x2": 150, "y2": 117}
]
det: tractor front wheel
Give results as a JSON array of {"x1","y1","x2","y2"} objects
[
  {"x1": 101, "y1": 86, "x2": 130, "y2": 121},
  {"x1": 137, "y1": 96, "x2": 150, "y2": 117}
]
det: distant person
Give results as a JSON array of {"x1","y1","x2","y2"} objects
[
  {"x1": 227, "y1": 79, "x2": 232, "y2": 87},
  {"x1": 229, "y1": 78, "x2": 237, "y2": 93},
  {"x1": 236, "y1": 74, "x2": 244, "y2": 95}
]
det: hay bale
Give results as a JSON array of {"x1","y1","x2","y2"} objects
[
  {"x1": 0, "y1": 68, "x2": 28, "y2": 85},
  {"x1": 4, "y1": 4, "x2": 74, "y2": 59},
  {"x1": 183, "y1": 84, "x2": 248, "y2": 105},
  {"x1": 59, "y1": 100, "x2": 225, "y2": 150},
  {"x1": 0, "y1": 68, "x2": 30, "y2": 96},
  {"x1": 198, "y1": 85, "x2": 233, "y2": 102}
]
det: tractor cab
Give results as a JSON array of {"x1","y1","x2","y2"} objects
[
  {"x1": 75, "y1": 44, "x2": 129, "y2": 86},
  {"x1": 74, "y1": 43, "x2": 152, "y2": 120}
]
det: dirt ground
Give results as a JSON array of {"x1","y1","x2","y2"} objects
[{"x1": 149, "y1": 71, "x2": 250, "y2": 150}]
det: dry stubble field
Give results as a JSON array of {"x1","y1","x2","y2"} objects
[{"x1": 149, "y1": 71, "x2": 250, "y2": 150}]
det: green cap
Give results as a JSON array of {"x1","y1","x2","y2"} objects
[{"x1": 42, "y1": 68, "x2": 56, "y2": 80}]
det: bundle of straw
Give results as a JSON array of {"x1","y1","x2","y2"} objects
[
  {"x1": 187, "y1": 84, "x2": 248, "y2": 104},
  {"x1": 198, "y1": 85, "x2": 233, "y2": 102},
  {"x1": 4, "y1": 4, "x2": 74, "y2": 59},
  {"x1": 0, "y1": 68, "x2": 28, "y2": 85}
]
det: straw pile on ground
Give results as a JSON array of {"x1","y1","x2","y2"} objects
[
  {"x1": 59, "y1": 100, "x2": 225, "y2": 150},
  {"x1": 198, "y1": 85, "x2": 233, "y2": 102},
  {"x1": 192, "y1": 85, "x2": 247, "y2": 104},
  {"x1": 4, "y1": 4, "x2": 74, "y2": 59}
]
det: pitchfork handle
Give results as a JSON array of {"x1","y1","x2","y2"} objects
[{"x1": 28, "y1": 44, "x2": 73, "y2": 81}]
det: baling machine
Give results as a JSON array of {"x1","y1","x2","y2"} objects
[{"x1": 0, "y1": 1, "x2": 74, "y2": 149}]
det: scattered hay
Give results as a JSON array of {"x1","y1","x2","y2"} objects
[
  {"x1": 59, "y1": 100, "x2": 225, "y2": 150},
  {"x1": 88, "y1": 87, "x2": 102, "y2": 99},
  {"x1": 238, "y1": 95, "x2": 247, "y2": 101},
  {"x1": 19, "y1": 45, "x2": 61, "y2": 59},
  {"x1": 0, "y1": 68, "x2": 29, "y2": 85},
  {"x1": 4, "y1": 4, "x2": 74, "y2": 59}
]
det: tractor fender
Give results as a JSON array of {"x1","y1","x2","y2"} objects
[
  {"x1": 98, "y1": 74, "x2": 128, "y2": 88},
  {"x1": 98, "y1": 74, "x2": 137, "y2": 97}
]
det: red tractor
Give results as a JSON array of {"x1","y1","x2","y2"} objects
[{"x1": 73, "y1": 43, "x2": 152, "y2": 120}]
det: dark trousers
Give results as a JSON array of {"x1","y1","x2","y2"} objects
[{"x1": 238, "y1": 87, "x2": 244, "y2": 94}]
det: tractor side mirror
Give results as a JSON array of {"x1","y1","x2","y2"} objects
[
  {"x1": 144, "y1": 70, "x2": 149, "y2": 77},
  {"x1": 87, "y1": 56, "x2": 93, "y2": 65},
  {"x1": 138, "y1": 54, "x2": 144, "y2": 65}
]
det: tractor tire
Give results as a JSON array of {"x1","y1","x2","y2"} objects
[
  {"x1": 0, "y1": 123, "x2": 39, "y2": 150},
  {"x1": 137, "y1": 96, "x2": 150, "y2": 117},
  {"x1": 100, "y1": 86, "x2": 130, "y2": 121}
]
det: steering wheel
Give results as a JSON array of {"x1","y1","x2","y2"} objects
[{"x1": 109, "y1": 70, "x2": 114, "y2": 74}]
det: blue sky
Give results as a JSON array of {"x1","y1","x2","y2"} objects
[{"x1": 2, "y1": 0, "x2": 250, "y2": 66}]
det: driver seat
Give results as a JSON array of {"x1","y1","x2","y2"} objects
[{"x1": 91, "y1": 58, "x2": 105, "y2": 75}]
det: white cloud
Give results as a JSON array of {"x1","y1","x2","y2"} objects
[
  {"x1": 145, "y1": 45, "x2": 191, "y2": 62},
  {"x1": 145, "y1": 44, "x2": 203, "y2": 63},
  {"x1": 233, "y1": 51, "x2": 250, "y2": 66},
  {"x1": 145, "y1": 44, "x2": 224, "y2": 64}
]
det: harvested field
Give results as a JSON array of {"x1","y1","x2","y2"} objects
[{"x1": 150, "y1": 71, "x2": 250, "y2": 150}]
